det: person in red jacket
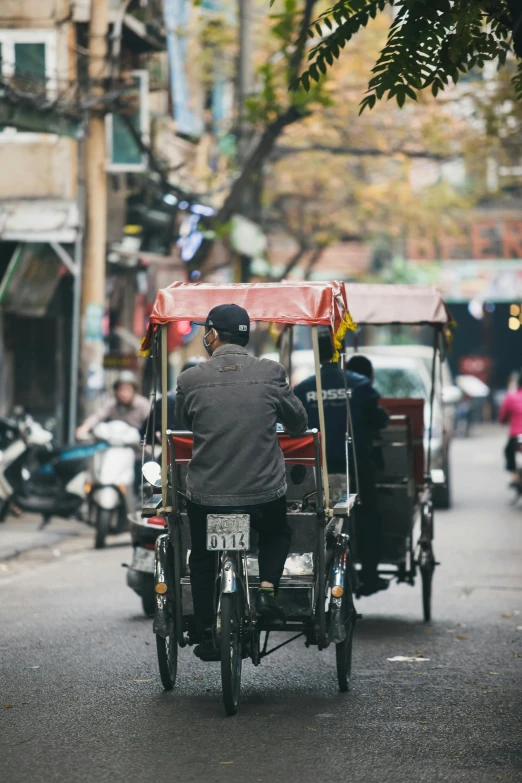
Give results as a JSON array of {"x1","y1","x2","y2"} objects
[{"x1": 499, "y1": 373, "x2": 522, "y2": 485}]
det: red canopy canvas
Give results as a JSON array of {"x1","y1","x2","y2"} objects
[
  {"x1": 141, "y1": 281, "x2": 354, "y2": 355},
  {"x1": 344, "y1": 284, "x2": 452, "y2": 326}
]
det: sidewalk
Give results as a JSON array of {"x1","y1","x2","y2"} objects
[{"x1": 0, "y1": 513, "x2": 89, "y2": 562}]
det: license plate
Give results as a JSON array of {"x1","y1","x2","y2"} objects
[
  {"x1": 131, "y1": 547, "x2": 156, "y2": 573},
  {"x1": 206, "y1": 514, "x2": 250, "y2": 551}
]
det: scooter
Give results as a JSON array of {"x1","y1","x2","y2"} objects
[
  {"x1": 86, "y1": 420, "x2": 141, "y2": 549},
  {"x1": 0, "y1": 413, "x2": 101, "y2": 526}
]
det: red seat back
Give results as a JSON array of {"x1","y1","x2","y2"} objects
[
  {"x1": 380, "y1": 398, "x2": 425, "y2": 485},
  {"x1": 168, "y1": 432, "x2": 320, "y2": 466}
]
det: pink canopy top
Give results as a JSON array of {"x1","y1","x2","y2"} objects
[
  {"x1": 344, "y1": 284, "x2": 452, "y2": 326},
  {"x1": 142, "y1": 281, "x2": 354, "y2": 354}
]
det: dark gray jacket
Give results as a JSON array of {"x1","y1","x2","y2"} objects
[{"x1": 175, "y1": 344, "x2": 308, "y2": 506}]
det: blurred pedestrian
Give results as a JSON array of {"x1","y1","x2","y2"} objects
[
  {"x1": 76, "y1": 371, "x2": 149, "y2": 439},
  {"x1": 499, "y1": 371, "x2": 522, "y2": 487}
]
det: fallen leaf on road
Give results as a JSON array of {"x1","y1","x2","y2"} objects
[
  {"x1": 456, "y1": 635, "x2": 468, "y2": 641},
  {"x1": 425, "y1": 628, "x2": 432, "y2": 634},
  {"x1": 145, "y1": 642, "x2": 150, "y2": 646},
  {"x1": 27, "y1": 666, "x2": 40, "y2": 669},
  {"x1": 489, "y1": 671, "x2": 500, "y2": 676},
  {"x1": 307, "y1": 727, "x2": 316, "y2": 731},
  {"x1": 133, "y1": 679, "x2": 152, "y2": 683},
  {"x1": 194, "y1": 676, "x2": 202, "y2": 681},
  {"x1": 4, "y1": 704, "x2": 12, "y2": 709},
  {"x1": 219, "y1": 762, "x2": 234, "y2": 765},
  {"x1": 98, "y1": 641, "x2": 103, "y2": 645},
  {"x1": 419, "y1": 721, "x2": 427, "y2": 725},
  {"x1": 387, "y1": 656, "x2": 430, "y2": 662},
  {"x1": 502, "y1": 613, "x2": 513, "y2": 619}
]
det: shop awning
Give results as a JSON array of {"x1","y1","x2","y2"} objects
[{"x1": 0, "y1": 200, "x2": 79, "y2": 243}]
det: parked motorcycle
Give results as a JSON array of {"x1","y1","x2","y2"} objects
[
  {"x1": 86, "y1": 420, "x2": 140, "y2": 549},
  {"x1": 125, "y1": 512, "x2": 165, "y2": 616},
  {"x1": 0, "y1": 413, "x2": 101, "y2": 526}
]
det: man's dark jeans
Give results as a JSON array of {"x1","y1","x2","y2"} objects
[{"x1": 186, "y1": 496, "x2": 291, "y2": 629}]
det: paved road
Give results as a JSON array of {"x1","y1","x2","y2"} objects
[
  {"x1": 0, "y1": 514, "x2": 87, "y2": 562},
  {"x1": 1, "y1": 426, "x2": 521, "y2": 783}
]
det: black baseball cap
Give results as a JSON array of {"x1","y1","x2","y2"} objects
[{"x1": 194, "y1": 304, "x2": 250, "y2": 338}]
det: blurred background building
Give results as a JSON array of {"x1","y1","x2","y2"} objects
[{"x1": 0, "y1": 0, "x2": 520, "y2": 439}]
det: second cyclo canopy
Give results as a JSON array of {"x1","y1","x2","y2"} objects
[{"x1": 344, "y1": 284, "x2": 453, "y2": 326}]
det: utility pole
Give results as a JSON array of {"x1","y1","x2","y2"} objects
[
  {"x1": 235, "y1": 0, "x2": 254, "y2": 283},
  {"x1": 80, "y1": 0, "x2": 109, "y2": 415},
  {"x1": 237, "y1": 0, "x2": 253, "y2": 166}
]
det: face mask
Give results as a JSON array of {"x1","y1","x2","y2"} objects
[{"x1": 203, "y1": 330, "x2": 214, "y2": 356}]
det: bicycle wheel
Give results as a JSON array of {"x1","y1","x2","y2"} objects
[
  {"x1": 220, "y1": 593, "x2": 242, "y2": 716},
  {"x1": 156, "y1": 631, "x2": 178, "y2": 691},
  {"x1": 421, "y1": 564, "x2": 434, "y2": 623},
  {"x1": 335, "y1": 571, "x2": 356, "y2": 692}
]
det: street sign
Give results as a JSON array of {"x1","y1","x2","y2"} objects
[{"x1": 103, "y1": 354, "x2": 138, "y2": 370}]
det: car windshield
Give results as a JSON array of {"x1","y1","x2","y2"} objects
[{"x1": 373, "y1": 367, "x2": 428, "y2": 400}]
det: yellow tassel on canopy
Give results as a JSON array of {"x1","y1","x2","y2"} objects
[
  {"x1": 138, "y1": 327, "x2": 154, "y2": 357},
  {"x1": 444, "y1": 319, "x2": 457, "y2": 354},
  {"x1": 331, "y1": 311, "x2": 357, "y2": 362},
  {"x1": 269, "y1": 322, "x2": 284, "y2": 346}
]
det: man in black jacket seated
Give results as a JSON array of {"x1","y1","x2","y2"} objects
[
  {"x1": 294, "y1": 331, "x2": 389, "y2": 595},
  {"x1": 175, "y1": 304, "x2": 308, "y2": 660}
]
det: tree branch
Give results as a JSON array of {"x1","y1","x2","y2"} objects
[
  {"x1": 303, "y1": 245, "x2": 325, "y2": 280},
  {"x1": 288, "y1": 0, "x2": 318, "y2": 84},
  {"x1": 217, "y1": 105, "x2": 309, "y2": 224},
  {"x1": 275, "y1": 244, "x2": 308, "y2": 281},
  {"x1": 272, "y1": 144, "x2": 451, "y2": 161}
]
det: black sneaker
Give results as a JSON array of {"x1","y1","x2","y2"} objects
[
  {"x1": 193, "y1": 637, "x2": 220, "y2": 662},
  {"x1": 255, "y1": 589, "x2": 286, "y2": 625}
]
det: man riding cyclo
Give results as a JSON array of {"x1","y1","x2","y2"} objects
[
  {"x1": 174, "y1": 304, "x2": 308, "y2": 661},
  {"x1": 76, "y1": 370, "x2": 150, "y2": 439},
  {"x1": 294, "y1": 329, "x2": 389, "y2": 596}
]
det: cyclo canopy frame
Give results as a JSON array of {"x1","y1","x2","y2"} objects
[
  {"x1": 343, "y1": 284, "x2": 454, "y2": 484},
  {"x1": 141, "y1": 280, "x2": 357, "y2": 514}
]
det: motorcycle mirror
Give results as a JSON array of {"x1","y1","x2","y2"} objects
[{"x1": 142, "y1": 461, "x2": 162, "y2": 488}]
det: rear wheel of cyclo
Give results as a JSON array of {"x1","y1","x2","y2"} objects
[
  {"x1": 220, "y1": 593, "x2": 242, "y2": 716},
  {"x1": 156, "y1": 632, "x2": 178, "y2": 691},
  {"x1": 336, "y1": 574, "x2": 356, "y2": 692},
  {"x1": 94, "y1": 508, "x2": 112, "y2": 549},
  {"x1": 421, "y1": 564, "x2": 434, "y2": 623}
]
